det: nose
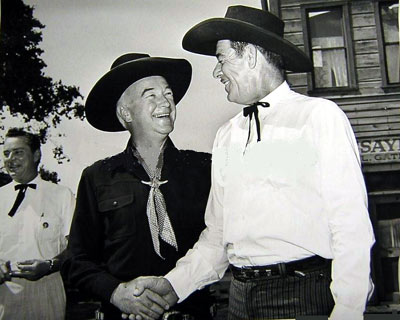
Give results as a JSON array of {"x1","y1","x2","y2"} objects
[
  {"x1": 213, "y1": 62, "x2": 222, "y2": 79},
  {"x1": 5, "y1": 152, "x2": 15, "y2": 161},
  {"x1": 159, "y1": 94, "x2": 171, "y2": 108}
]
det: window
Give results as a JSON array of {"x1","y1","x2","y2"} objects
[
  {"x1": 376, "y1": 1, "x2": 400, "y2": 86},
  {"x1": 302, "y1": 4, "x2": 356, "y2": 92}
]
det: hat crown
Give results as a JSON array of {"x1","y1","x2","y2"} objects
[
  {"x1": 111, "y1": 53, "x2": 150, "y2": 70},
  {"x1": 225, "y1": 5, "x2": 284, "y2": 38}
]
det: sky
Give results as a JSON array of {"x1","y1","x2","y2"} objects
[{"x1": 3, "y1": 0, "x2": 264, "y2": 192}]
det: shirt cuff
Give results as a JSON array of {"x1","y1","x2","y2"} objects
[
  {"x1": 330, "y1": 303, "x2": 365, "y2": 320},
  {"x1": 165, "y1": 269, "x2": 195, "y2": 303}
]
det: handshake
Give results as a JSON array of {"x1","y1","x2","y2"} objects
[{"x1": 111, "y1": 276, "x2": 179, "y2": 320}]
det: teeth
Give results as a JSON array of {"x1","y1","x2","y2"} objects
[{"x1": 154, "y1": 113, "x2": 169, "y2": 118}]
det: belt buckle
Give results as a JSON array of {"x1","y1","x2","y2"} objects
[
  {"x1": 240, "y1": 266, "x2": 272, "y2": 278},
  {"x1": 259, "y1": 269, "x2": 272, "y2": 277}
]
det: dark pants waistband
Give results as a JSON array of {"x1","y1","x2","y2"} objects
[{"x1": 229, "y1": 255, "x2": 331, "y2": 281}]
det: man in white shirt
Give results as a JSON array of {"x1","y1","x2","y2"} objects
[
  {"x1": 0, "y1": 128, "x2": 75, "y2": 320},
  {"x1": 129, "y1": 6, "x2": 375, "y2": 320}
]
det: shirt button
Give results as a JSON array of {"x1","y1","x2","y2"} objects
[
  {"x1": 43, "y1": 222, "x2": 49, "y2": 228},
  {"x1": 112, "y1": 201, "x2": 118, "y2": 207}
]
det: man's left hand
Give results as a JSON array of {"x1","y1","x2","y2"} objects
[
  {"x1": 12, "y1": 259, "x2": 51, "y2": 281},
  {"x1": 0, "y1": 260, "x2": 12, "y2": 284}
]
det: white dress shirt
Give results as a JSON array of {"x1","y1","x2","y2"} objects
[
  {"x1": 166, "y1": 81, "x2": 375, "y2": 320},
  {"x1": 0, "y1": 175, "x2": 75, "y2": 320},
  {"x1": 0, "y1": 176, "x2": 75, "y2": 263}
]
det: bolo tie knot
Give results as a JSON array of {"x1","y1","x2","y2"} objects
[{"x1": 243, "y1": 101, "x2": 270, "y2": 143}]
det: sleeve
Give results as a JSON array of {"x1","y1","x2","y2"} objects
[
  {"x1": 165, "y1": 131, "x2": 230, "y2": 302},
  {"x1": 61, "y1": 186, "x2": 76, "y2": 239},
  {"x1": 312, "y1": 102, "x2": 375, "y2": 320},
  {"x1": 61, "y1": 167, "x2": 121, "y2": 302}
]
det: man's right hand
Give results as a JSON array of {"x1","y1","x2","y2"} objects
[
  {"x1": 122, "y1": 276, "x2": 179, "y2": 320},
  {"x1": 0, "y1": 260, "x2": 12, "y2": 285},
  {"x1": 111, "y1": 278, "x2": 172, "y2": 320}
]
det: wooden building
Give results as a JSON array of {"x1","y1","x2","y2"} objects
[{"x1": 266, "y1": 0, "x2": 400, "y2": 305}]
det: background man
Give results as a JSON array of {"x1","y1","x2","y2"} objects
[
  {"x1": 62, "y1": 53, "x2": 213, "y2": 320},
  {"x1": 0, "y1": 127, "x2": 75, "y2": 319},
  {"x1": 132, "y1": 6, "x2": 375, "y2": 320}
]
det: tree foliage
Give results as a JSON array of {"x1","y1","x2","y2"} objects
[{"x1": 0, "y1": 0, "x2": 84, "y2": 163}]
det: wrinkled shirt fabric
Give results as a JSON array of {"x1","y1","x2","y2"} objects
[{"x1": 166, "y1": 81, "x2": 375, "y2": 320}]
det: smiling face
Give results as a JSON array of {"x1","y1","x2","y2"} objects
[
  {"x1": 3, "y1": 136, "x2": 40, "y2": 184},
  {"x1": 118, "y1": 76, "x2": 176, "y2": 143},
  {"x1": 213, "y1": 40, "x2": 256, "y2": 104}
]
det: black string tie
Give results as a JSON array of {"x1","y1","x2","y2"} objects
[
  {"x1": 243, "y1": 102, "x2": 270, "y2": 144},
  {"x1": 8, "y1": 183, "x2": 37, "y2": 217}
]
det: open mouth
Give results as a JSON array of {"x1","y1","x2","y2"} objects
[
  {"x1": 221, "y1": 78, "x2": 229, "y2": 85},
  {"x1": 153, "y1": 113, "x2": 170, "y2": 119},
  {"x1": 7, "y1": 164, "x2": 20, "y2": 174}
]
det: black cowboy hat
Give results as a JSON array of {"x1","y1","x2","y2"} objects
[
  {"x1": 182, "y1": 6, "x2": 312, "y2": 72},
  {"x1": 85, "y1": 53, "x2": 192, "y2": 132}
]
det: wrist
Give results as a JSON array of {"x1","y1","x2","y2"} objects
[
  {"x1": 46, "y1": 259, "x2": 57, "y2": 274},
  {"x1": 110, "y1": 282, "x2": 124, "y2": 305}
]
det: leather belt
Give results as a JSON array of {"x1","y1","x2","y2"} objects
[{"x1": 229, "y1": 255, "x2": 331, "y2": 281}]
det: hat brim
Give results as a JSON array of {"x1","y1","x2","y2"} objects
[
  {"x1": 183, "y1": 18, "x2": 312, "y2": 72},
  {"x1": 85, "y1": 57, "x2": 192, "y2": 132}
]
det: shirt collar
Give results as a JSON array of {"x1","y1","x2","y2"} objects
[
  {"x1": 11, "y1": 174, "x2": 40, "y2": 190},
  {"x1": 102, "y1": 137, "x2": 177, "y2": 174},
  {"x1": 257, "y1": 80, "x2": 290, "y2": 118},
  {"x1": 262, "y1": 81, "x2": 289, "y2": 104}
]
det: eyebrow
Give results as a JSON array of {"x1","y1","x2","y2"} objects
[
  {"x1": 141, "y1": 88, "x2": 155, "y2": 97},
  {"x1": 4, "y1": 147, "x2": 24, "y2": 153}
]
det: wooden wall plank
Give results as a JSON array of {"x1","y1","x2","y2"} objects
[
  {"x1": 357, "y1": 67, "x2": 381, "y2": 81},
  {"x1": 287, "y1": 73, "x2": 308, "y2": 86},
  {"x1": 350, "y1": 116, "x2": 400, "y2": 125},
  {"x1": 354, "y1": 40, "x2": 379, "y2": 54},
  {"x1": 356, "y1": 130, "x2": 400, "y2": 138},
  {"x1": 284, "y1": 20, "x2": 303, "y2": 33},
  {"x1": 355, "y1": 53, "x2": 380, "y2": 68},
  {"x1": 281, "y1": 7, "x2": 301, "y2": 20},
  {"x1": 346, "y1": 110, "x2": 400, "y2": 119},
  {"x1": 284, "y1": 32, "x2": 304, "y2": 45},
  {"x1": 353, "y1": 123, "x2": 400, "y2": 133},
  {"x1": 353, "y1": 26, "x2": 377, "y2": 41},
  {"x1": 341, "y1": 102, "x2": 399, "y2": 112},
  {"x1": 352, "y1": 13, "x2": 376, "y2": 27},
  {"x1": 351, "y1": 1, "x2": 374, "y2": 14}
]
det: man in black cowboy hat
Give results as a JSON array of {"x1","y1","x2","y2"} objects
[
  {"x1": 132, "y1": 5, "x2": 375, "y2": 320},
  {"x1": 61, "y1": 53, "x2": 213, "y2": 320}
]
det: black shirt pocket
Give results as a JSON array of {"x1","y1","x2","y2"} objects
[{"x1": 96, "y1": 183, "x2": 137, "y2": 241}]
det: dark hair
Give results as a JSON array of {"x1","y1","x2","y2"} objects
[
  {"x1": 230, "y1": 40, "x2": 285, "y2": 72},
  {"x1": 5, "y1": 128, "x2": 41, "y2": 154}
]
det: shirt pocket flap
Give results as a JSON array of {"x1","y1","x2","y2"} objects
[{"x1": 98, "y1": 194, "x2": 134, "y2": 213}]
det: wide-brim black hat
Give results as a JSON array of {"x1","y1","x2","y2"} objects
[
  {"x1": 85, "y1": 53, "x2": 192, "y2": 132},
  {"x1": 182, "y1": 6, "x2": 312, "y2": 72}
]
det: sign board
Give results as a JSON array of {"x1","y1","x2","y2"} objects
[{"x1": 358, "y1": 138, "x2": 400, "y2": 163}]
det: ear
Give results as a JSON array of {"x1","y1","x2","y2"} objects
[
  {"x1": 33, "y1": 149, "x2": 41, "y2": 164},
  {"x1": 118, "y1": 105, "x2": 132, "y2": 123},
  {"x1": 246, "y1": 44, "x2": 258, "y2": 69}
]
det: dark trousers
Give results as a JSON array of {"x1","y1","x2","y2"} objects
[{"x1": 228, "y1": 258, "x2": 334, "y2": 320}]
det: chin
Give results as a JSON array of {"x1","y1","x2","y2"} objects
[
  {"x1": 157, "y1": 127, "x2": 174, "y2": 135},
  {"x1": 227, "y1": 94, "x2": 240, "y2": 104}
]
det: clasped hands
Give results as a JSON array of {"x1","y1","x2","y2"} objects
[{"x1": 111, "y1": 276, "x2": 178, "y2": 320}]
